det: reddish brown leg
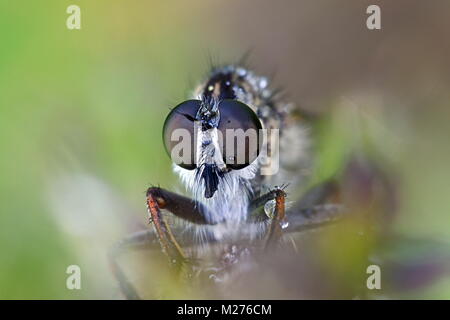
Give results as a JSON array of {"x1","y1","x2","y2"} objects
[
  {"x1": 109, "y1": 188, "x2": 212, "y2": 299},
  {"x1": 147, "y1": 193, "x2": 186, "y2": 267},
  {"x1": 146, "y1": 187, "x2": 212, "y2": 269},
  {"x1": 263, "y1": 187, "x2": 287, "y2": 250}
]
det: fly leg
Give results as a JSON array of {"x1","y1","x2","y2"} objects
[
  {"x1": 145, "y1": 186, "x2": 212, "y2": 269},
  {"x1": 248, "y1": 181, "x2": 343, "y2": 249},
  {"x1": 109, "y1": 230, "x2": 159, "y2": 300},
  {"x1": 109, "y1": 187, "x2": 214, "y2": 299},
  {"x1": 284, "y1": 180, "x2": 344, "y2": 233},
  {"x1": 263, "y1": 187, "x2": 287, "y2": 250},
  {"x1": 248, "y1": 186, "x2": 288, "y2": 250},
  {"x1": 289, "y1": 180, "x2": 341, "y2": 217}
]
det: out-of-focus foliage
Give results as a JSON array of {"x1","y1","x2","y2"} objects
[{"x1": 0, "y1": 0, "x2": 449, "y2": 299}]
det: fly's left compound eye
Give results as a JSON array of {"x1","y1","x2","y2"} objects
[
  {"x1": 218, "y1": 99, "x2": 263, "y2": 169},
  {"x1": 162, "y1": 100, "x2": 200, "y2": 170}
]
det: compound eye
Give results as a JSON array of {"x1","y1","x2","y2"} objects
[
  {"x1": 162, "y1": 100, "x2": 200, "y2": 170},
  {"x1": 218, "y1": 99, "x2": 263, "y2": 170}
]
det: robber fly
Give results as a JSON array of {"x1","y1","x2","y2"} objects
[{"x1": 109, "y1": 63, "x2": 342, "y2": 300}]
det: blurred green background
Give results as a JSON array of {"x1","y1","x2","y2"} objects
[{"x1": 0, "y1": 0, "x2": 449, "y2": 299}]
